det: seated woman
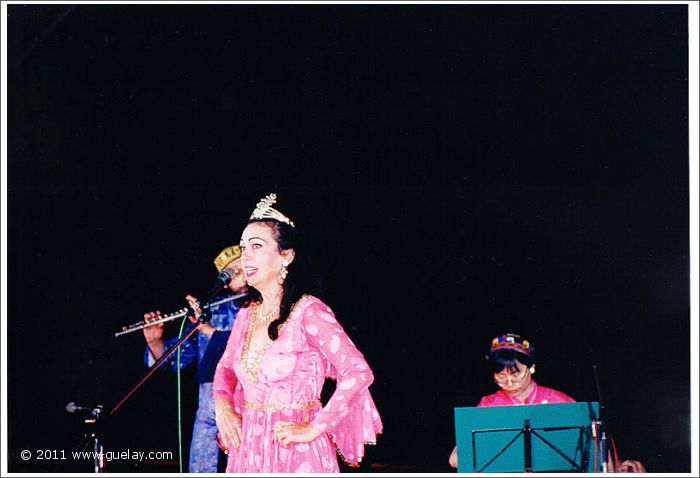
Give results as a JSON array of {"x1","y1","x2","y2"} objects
[
  {"x1": 477, "y1": 333, "x2": 573, "y2": 407},
  {"x1": 448, "y1": 333, "x2": 645, "y2": 473}
]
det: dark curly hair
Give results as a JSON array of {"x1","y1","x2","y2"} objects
[{"x1": 244, "y1": 219, "x2": 322, "y2": 340}]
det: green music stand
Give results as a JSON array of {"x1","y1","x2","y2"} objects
[{"x1": 454, "y1": 402, "x2": 600, "y2": 473}]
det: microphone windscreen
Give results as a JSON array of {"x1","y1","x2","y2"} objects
[{"x1": 220, "y1": 267, "x2": 237, "y2": 281}]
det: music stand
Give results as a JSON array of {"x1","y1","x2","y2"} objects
[{"x1": 454, "y1": 402, "x2": 599, "y2": 473}]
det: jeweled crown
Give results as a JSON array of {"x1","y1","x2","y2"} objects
[
  {"x1": 213, "y1": 245, "x2": 242, "y2": 272},
  {"x1": 489, "y1": 333, "x2": 534, "y2": 357},
  {"x1": 249, "y1": 193, "x2": 295, "y2": 227}
]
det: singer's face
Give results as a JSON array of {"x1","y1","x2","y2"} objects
[
  {"x1": 240, "y1": 222, "x2": 290, "y2": 290},
  {"x1": 493, "y1": 360, "x2": 533, "y2": 398},
  {"x1": 224, "y1": 258, "x2": 247, "y2": 293}
]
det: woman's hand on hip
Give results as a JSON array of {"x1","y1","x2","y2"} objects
[{"x1": 272, "y1": 415, "x2": 322, "y2": 448}]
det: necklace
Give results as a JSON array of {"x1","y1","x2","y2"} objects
[
  {"x1": 241, "y1": 296, "x2": 310, "y2": 383},
  {"x1": 257, "y1": 303, "x2": 279, "y2": 323}
]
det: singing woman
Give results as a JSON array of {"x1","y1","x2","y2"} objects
[{"x1": 209, "y1": 194, "x2": 382, "y2": 473}]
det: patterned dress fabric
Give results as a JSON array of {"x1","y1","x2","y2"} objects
[{"x1": 213, "y1": 295, "x2": 383, "y2": 472}]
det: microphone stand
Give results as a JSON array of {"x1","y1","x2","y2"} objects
[
  {"x1": 592, "y1": 364, "x2": 609, "y2": 473},
  {"x1": 84, "y1": 407, "x2": 105, "y2": 473},
  {"x1": 56, "y1": 406, "x2": 105, "y2": 473},
  {"x1": 62, "y1": 305, "x2": 212, "y2": 472}
]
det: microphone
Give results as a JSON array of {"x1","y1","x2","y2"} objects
[
  {"x1": 66, "y1": 402, "x2": 103, "y2": 417},
  {"x1": 197, "y1": 267, "x2": 237, "y2": 304}
]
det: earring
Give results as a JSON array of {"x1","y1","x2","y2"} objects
[
  {"x1": 529, "y1": 367, "x2": 535, "y2": 374},
  {"x1": 278, "y1": 263, "x2": 288, "y2": 285}
]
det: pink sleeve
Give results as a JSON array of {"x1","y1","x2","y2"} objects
[
  {"x1": 212, "y1": 307, "x2": 248, "y2": 413},
  {"x1": 303, "y1": 300, "x2": 383, "y2": 465}
]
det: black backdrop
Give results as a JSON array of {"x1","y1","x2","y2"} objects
[{"x1": 6, "y1": 3, "x2": 690, "y2": 473}]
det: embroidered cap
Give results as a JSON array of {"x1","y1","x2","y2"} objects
[
  {"x1": 213, "y1": 245, "x2": 242, "y2": 272},
  {"x1": 489, "y1": 333, "x2": 534, "y2": 357}
]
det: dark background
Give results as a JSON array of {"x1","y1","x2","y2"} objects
[{"x1": 6, "y1": 3, "x2": 690, "y2": 473}]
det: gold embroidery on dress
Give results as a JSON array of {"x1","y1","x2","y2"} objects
[
  {"x1": 240, "y1": 295, "x2": 312, "y2": 383},
  {"x1": 327, "y1": 429, "x2": 384, "y2": 467},
  {"x1": 244, "y1": 400, "x2": 320, "y2": 412}
]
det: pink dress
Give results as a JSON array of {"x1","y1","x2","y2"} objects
[
  {"x1": 477, "y1": 381, "x2": 575, "y2": 407},
  {"x1": 212, "y1": 295, "x2": 383, "y2": 473}
]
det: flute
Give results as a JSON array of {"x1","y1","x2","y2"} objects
[{"x1": 115, "y1": 292, "x2": 248, "y2": 337}]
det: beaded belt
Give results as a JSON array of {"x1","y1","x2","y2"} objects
[{"x1": 244, "y1": 400, "x2": 320, "y2": 412}]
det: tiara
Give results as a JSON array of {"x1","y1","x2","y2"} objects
[
  {"x1": 489, "y1": 333, "x2": 534, "y2": 356},
  {"x1": 249, "y1": 193, "x2": 295, "y2": 227},
  {"x1": 213, "y1": 245, "x2": 242, "y2": 272}
]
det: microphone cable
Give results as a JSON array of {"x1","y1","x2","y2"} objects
[{"x1": 175, "y1": 314, "x2": 188, "y2": 474}]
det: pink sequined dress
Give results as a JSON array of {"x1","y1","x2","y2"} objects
[{"x1": 212, "y1": 295, "x2": 383, "y2": 473}]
